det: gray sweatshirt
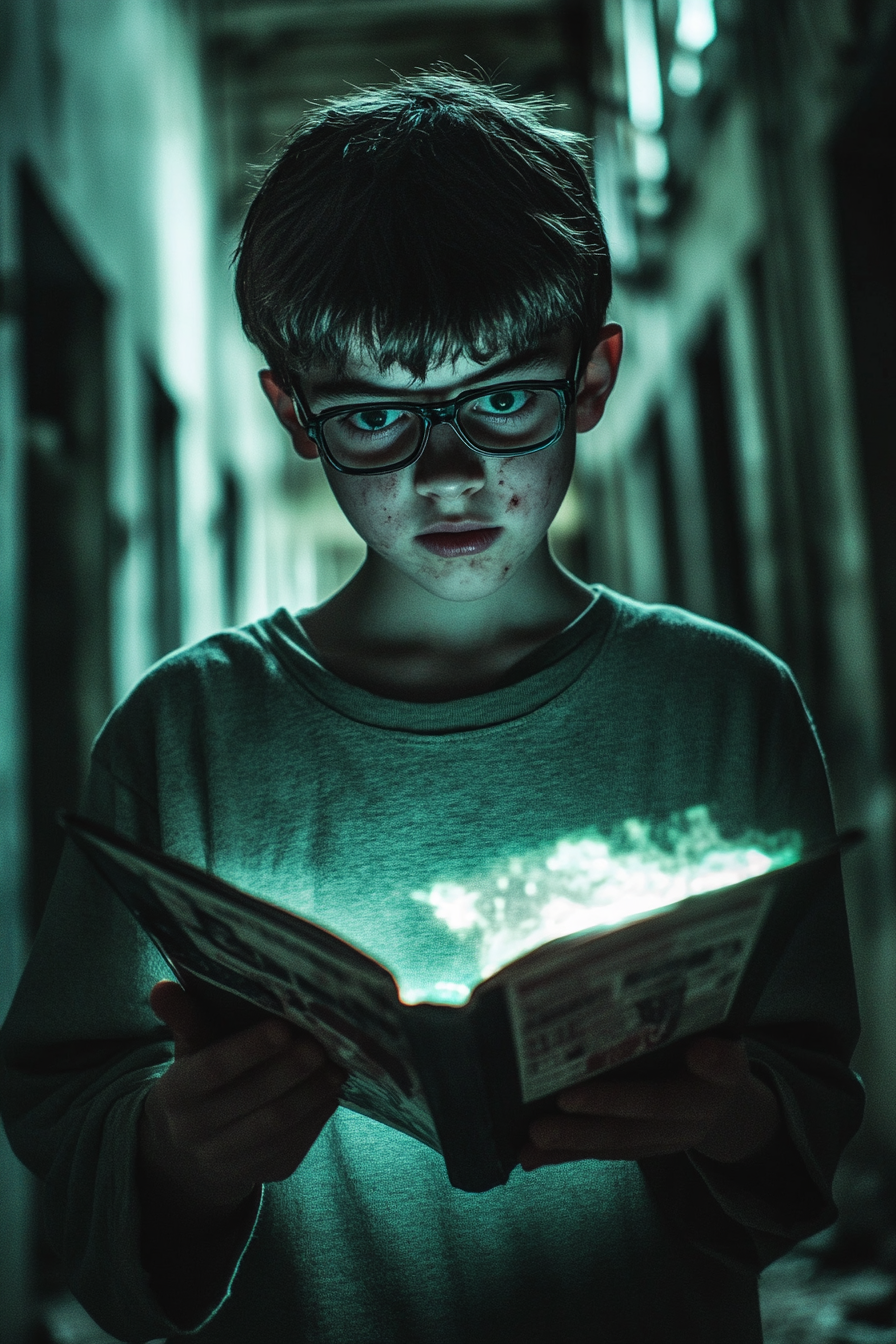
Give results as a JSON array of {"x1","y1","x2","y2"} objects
[{"x1": 0, "y1": 588, "x2": 863, "y2": 1343}]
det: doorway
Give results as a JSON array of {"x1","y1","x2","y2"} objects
[
  {"x1": 830, "y1": 26, "x2": 896, "y2": 774},
  {"x1": 692, "y1": 314, "x2": 756, "y2": 638},
  {"x1": 144, "y1": 362, "x2": 181, "y2": 658},
  {"x1": 20, "y1": 167, "x2": 112, "y2": 938}
]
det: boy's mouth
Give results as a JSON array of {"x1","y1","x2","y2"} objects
[{"x1": 416, "y1": 523, "x2": 503, "y2": 558}]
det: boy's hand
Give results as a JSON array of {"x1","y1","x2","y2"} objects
[
  {"x1": 520, "y1": 1036, "x2": 780, "y2": 1172},
  {"x1": 139, "y1": 980, "x2": 346, "y2": 1224}
]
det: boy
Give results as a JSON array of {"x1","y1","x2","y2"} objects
[{"x1": 1, "y1": 74, "x2": 863, "y2": 1343}]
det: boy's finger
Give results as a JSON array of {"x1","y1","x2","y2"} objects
[
  {"x1": 684, "y1": 1036, "x2": 750, "y2": 1087},
  {"x1": 249, "y1": 1094, "x2": 344, "y2": 1184},
  {"x1": 149, "y1": 980, "x2": 219, "y2": 1056},
  {"x1": 211, "y1": 1063, "x2": 345, "y2": 1157},
  {"x1": 186, "y1": 1037, "x2": 336, "y2": 1131},
  {"x1": 556, "y1": 1077, "x2": 663, "y2": 1118},
  {"x1": 170, "y1": 1016, "x2": 299, "y2": 1098},
  {"x1": 556, "y1": 1040, "x2": 751, "y2": 1121},
  {"x1": 520, "y1": 1126, "x2": 696, "y2": 1168},
  {"x1": 528, "y1": 1112, "x2": 698, "y2": 1156},
  {"x1": 556, "y1": 1073, "x2": 718, "y2": 1123}
]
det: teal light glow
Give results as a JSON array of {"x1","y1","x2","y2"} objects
[
  {"x1": 398, "y1": 808, "x2": 800, "y2": 1005},
  {"x1": 622, "y1": 0, "x2": 665, "y2": 133},
  {"x1": 669, "y1": 50, "x2": 704, "y2": 98},
  {"x1": 675, "y1": 0, "x2": 717, "y2": 53}
]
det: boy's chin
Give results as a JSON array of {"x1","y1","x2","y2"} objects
[{"x1": 398, "y1": 556, "x2": 519, "y2": 604}]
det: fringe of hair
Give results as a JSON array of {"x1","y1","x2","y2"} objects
[{"x1": 234, "y1": 72, "x2": 612, "y2": 384}]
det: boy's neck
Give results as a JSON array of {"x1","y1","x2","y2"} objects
[{"x1": 300, "y1": 540, "x2": 593, "y2": 700}]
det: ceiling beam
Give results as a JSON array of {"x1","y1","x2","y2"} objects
[{"x1": 205, "y1": 0, "x2": 553, "y2": 41}]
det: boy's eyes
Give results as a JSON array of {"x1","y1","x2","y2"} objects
[
  {"x1": 344, "y1": 388, "x2": 532, "y2": 433},
  {"x1": 347, "y1": 407, "x2": 408, "y2": 434},
  {"x1": 469, "y1": 389, "x2": 530, "y2": 417}
]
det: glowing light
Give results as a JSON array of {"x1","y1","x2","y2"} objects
[
  {"x1": 593, "y1": 129, "x2": 639, "y2": 275},
  {"x1": 669, "y1": 50, "x2": 704, "y2": 97},
  {"x1": 622, "y1": 0, "x2": 664, "y2": 133},
  {"x1": 633, "y1": 131, "x2": 669, "y2": 183},
  {"x1": 432, "y1": 982, "x2": 472, "y2": 1005},
  {"x1": 675, "y1": 0, "x2": 717, "y2": 53},
  {"x1": 402, "y1": 808, "x2": 800, "y2": 1005}
]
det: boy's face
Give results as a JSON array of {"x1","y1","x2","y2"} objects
[{"x1": 260, "y1": 325, "x2": 622, "y2": 605}]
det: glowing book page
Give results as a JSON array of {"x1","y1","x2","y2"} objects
[
  {"x1": 400, "y1": 808, "x2": 800, "y2": 1007},
  {"x1": 64, "y1": 821, "x2": 440, "y2": 1149},
  {"x1": 492, "y1": 874, "x2": 775, "y2": 1104}
]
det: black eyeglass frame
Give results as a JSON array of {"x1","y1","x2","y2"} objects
[{"x1": 289, "y1": 352, "x2": 583, "y2": 476}]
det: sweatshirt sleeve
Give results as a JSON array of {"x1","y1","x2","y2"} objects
[
  {"x1": 0, "y1": 744, "x2": 255, "y2": 1341},
  {"x1": 641, "y1": 665, "x2": 865, "y2": 1270}
]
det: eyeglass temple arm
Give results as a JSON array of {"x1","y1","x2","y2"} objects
[
  {"x1": 289, "y1": 384, "x2": 321, "y2": 439},
  {"x1": 572, "y1": 342, "x2": 588, "y2": 390}
]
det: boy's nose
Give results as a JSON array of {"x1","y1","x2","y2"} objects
[{"x1": 413, "y1": 423, "x2": 486, "y2": 500}]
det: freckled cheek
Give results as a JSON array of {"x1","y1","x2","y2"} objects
[
  {"x1": 498, "y1": 457, "x2": 569, "y2": 522},
  {"x1": 495, "y1": 462, "x2": 532, "y2": 515},
  {"x1": 332, "y1": 475, "x2": 404, "y2": 549}
]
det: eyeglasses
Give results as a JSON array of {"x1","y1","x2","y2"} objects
[{"x1": 290, "y1": 357, "x2": 580, "y2": 475}]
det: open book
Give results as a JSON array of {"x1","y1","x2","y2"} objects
[{"x1": 61, "y1": 812, "x2": 851, "y2": 1193}]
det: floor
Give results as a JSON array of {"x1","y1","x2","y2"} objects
[
  {"x1": 761, "y1": 1166, "x2": 896, "y2": 1344},
  {"x1": 761, "y1": 1236, "x2": 896, "y2": 1343}
]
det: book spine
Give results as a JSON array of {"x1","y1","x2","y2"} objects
[{"x1": 402, "y1": 989, "x2": 523, "y2": 1193}]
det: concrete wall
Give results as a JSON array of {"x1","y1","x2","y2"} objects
[
  {"x1": 0, "y1": 5, "x2": 370, "y2": 1329},
  {"x1": 0, "y1": 3, "x2": 241, "y2": 1338}
]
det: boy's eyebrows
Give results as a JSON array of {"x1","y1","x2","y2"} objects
[{"x1": 307, "y1": 347, "x2": 564, "y2": 403}]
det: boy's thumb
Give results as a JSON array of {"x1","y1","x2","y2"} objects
[
  {"x1": 685, "y1": 1036, "x2": 749, "y2": 1088},
  {"x1": 149, "y1": 979, "x2": 219, "y2": 1057}
]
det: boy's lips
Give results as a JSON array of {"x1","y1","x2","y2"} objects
[{"x1": 415, "y1": 522, "x2": 503, "y2": 557}]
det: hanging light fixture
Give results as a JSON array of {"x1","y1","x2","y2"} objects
[
  {"x1": 675, "y1": 0, "x2": 717, "y2": 53},
  {"x1": 621, "y1": 0, "x2": 664, "y2": 133}
]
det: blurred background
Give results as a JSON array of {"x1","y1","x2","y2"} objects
[{"x1": 1, "y1": 0, "x2": 895, "y2": 1340}]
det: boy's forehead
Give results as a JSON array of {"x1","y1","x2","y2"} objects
[{"x1": 301, "y1": 328, "x2": 577, "y2": 402}]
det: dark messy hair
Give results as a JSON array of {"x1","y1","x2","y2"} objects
[{"x1": 234, "y1": 72, "x2": 612, "y2": 384}]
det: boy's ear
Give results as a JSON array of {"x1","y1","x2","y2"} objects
[
  {"x1": 575, "y1": 324, "x2": 623, "y2": 434},
  {"x1": 258, "y1": 369, "x2": 320, "y2": 461}
]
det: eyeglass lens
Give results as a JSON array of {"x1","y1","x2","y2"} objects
[{"x1": 321, "y1": 387, "x2": 565, "y2": 471}]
